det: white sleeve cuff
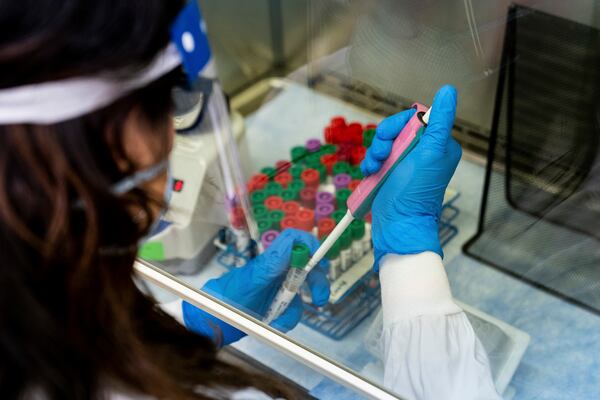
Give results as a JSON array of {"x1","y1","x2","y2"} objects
[
  {"x1": 159, "y1": 299, "x2": 185, "y2": 325},
  {"x1": 379, "y1": 252, "x2": 462, "y2": 329}
]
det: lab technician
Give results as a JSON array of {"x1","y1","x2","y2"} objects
[{"x1": 0, "y1": 1, "x2": 498, "y2": 399}]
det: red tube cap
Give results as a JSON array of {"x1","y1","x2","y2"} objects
[
  {"x1": 350, "y1": 146, "x2": 367, "y2": 165},
  {"x1": 347, "y1": 122, "x2": 363, "y2": 145},
  {"x1": 320, "y1": 153, "x2": 338, "y2": 175},
  {"x1": 348, "y1": 179, "x2": 361, "y2": 192},
  {"x1": 281, "y1": 216, "x2": 298, "y2": 230},
  {"x1": 275, "y1": 160, "x2": 292, "y2": 172},
  {"x1": 300, "y1": 168, "x2": 320, "y2": 188},
  {"x1": 282, "y1": 200, "x2": 300, "y2": 216},
  {"x1": 317, "y1": 217, "x2": 335, "y2": 239},
  {"x1": 265, "y1": 195, "x2": 283, "y2": 210},
  {"x1": 248, "y1": 173, "x2": 269, "y2": 192},
  {"x1": 297, "y1": 208, "x2": 315, "y2": 232},
  {"x1": 274, "y1": 171, "x2": 292, "y2": 188},
  {"x1": 230, "y1": 207, "x2": 247, "y2": 230},
  {"x1": 299, "y1": 187, "x2": 316, "y2": 209}
]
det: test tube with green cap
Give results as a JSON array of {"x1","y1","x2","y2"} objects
[
  {"x1": 332, "y1": 161, "x2": 350, "y2": 176},
  {"x1": 350, "y1": 166, "x2": 364, "y2": 180},
  {"x1": 305, "y1": 153, "x2": 321, "y2": 167},
  {"x1": 253, "y1": 204, "x2": 268, "y2": 219},
  {"x1": 332, "y1": 209, "x2": 346, "y2": 224},
  {"x1": 261, "y1": 166, "x2": 276, "y2": 179},
  {"x1": 288, "y1": 180, "x2": 305, "y2": 195},
  {"x1": 264, "y1": 181, "x2": 283, "y2": 197},
  {"x1": 315, "y1": 163, "x2": 327, "y2": 183},
  {"x1": 268, "y1": 210, "x2": 285, "y2": 231},
  {"x1": 289, "y1": 164, "x2": 304, "y2": 180},
  {"x1": 257, "y1": 219, "x2": 273, "y2": 235},
  {"x1": 281, "y1": 189, "x2": 297, "y2": 202},
  {"x1": 336, "y1": 188, "x2": 352, "y2": 211},
  {"x1": 339, "y1": 228, "x2": 353, "y2": 271},
  {"x1": 350, "y1": 219, "x2": 366, "y2": 261},
  {"x1": 324, "y1": 238, "x2": 341, "y2": 281},
  {"x1": 363, "y1": 128, "x2": 376, "y2": 148},
  {"x1": 321, "y1": 144, "x2": 337, "y2": 155},
  {"x1": 263, "y1": 243, "x2": 311, "y2": 324},
  {"x1": 251, "y1": 190, "x2": 267, "y2": 206},
  {"x1": 290, "y1": 146, "x2": 307, "y2": 163}
]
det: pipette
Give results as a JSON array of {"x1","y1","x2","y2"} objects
[{"x1": 264, "y1": 103, "x2": 431, "y2": 324}]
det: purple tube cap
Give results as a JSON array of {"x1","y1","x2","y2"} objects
[
  {"x1": 333, "y1": 173, "x2": 352, "y2": 190},
  {"x1": 261, "y1": 230, "x2": 280, "y2": 249},
  {"x1": 315, "y1": 203, "x2": 335, "y2": 220},
  {"x1": 305, "y1": 138, "x2": 322, "y2": 153},
  {"x1": 316, "y1": 191, "x2": 334, "y2": 204}
]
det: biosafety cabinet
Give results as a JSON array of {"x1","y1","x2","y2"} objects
[{"x1": 137, "y1": 1, "x2": 600, "y2": 398}]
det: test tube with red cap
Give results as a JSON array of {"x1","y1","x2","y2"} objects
[
  {"x1": 296, "y1": 208, "x2": 314, "y2": 233},
  {"x1": 299, "y1": 187, "x2": 316, "y2": 209},
  {"x1": 300, "y1": 168, "x2": 320, "y2": 189},
  {"x1": 274, "y1": 171, "x2": 292, "y2": 188},
  {"x1": 281, "y1": 200, "x2": 300, "y2": 216},
  {"x1": 230, "y1": 206, "x2": 250, "y2": 252}
]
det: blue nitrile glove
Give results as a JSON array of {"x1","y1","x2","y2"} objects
[
  {"x1": 361, "y1": 85, "x2": 461, "y2": 270},
  {"x1": 182, "y1": 228, "x2": 330, "y2": 347}
]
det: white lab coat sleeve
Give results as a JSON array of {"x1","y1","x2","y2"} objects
[{"x1": 379, "y1": 252, "x2": 500, "y2": 400}]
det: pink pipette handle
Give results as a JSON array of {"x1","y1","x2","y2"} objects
[{"x1": 347, "y1": 103, "x2": 428, "y2": 218}]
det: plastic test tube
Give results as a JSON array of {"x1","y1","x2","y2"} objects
[
  {"x1": 350, "y1": 219, "x2": 366, "y2": 261},
  {"x1": 325, "y1": 239, "x2": 341, "y2": 281},
  {"x1": 339, "y1": 229, "x2": 353, "y2": 271},
  {"x1": 263, "y1": 243, "x2": 311, "y2": 324},
  {"x1": 230, "y1": 207, "x2": 250, "y2": 252}
]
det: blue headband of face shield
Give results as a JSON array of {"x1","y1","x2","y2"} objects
[{"x1": 107, "y1": 1, "x2": 212, "y2": 240}]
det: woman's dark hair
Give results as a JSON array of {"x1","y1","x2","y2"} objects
[{"x1": 0, "y1": 1, "x2": 287, "y2": 399}]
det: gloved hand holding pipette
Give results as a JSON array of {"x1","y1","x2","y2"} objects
[
  {"x1": 264, "y1": 85, "x2": 460, "y2": 324},
  {"x1": 183, "y1": 228, "x2": 330, "y2": 344},
  {"x1": 363, "y1": 84, "x2": 461, "y2": 269}
]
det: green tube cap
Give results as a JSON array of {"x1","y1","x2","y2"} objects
[
  {"x1": 281, "y1": 189, "x2": 297, "y2": 202},
  {"x1": 253, "y1": 204, "x2": 268, "y2": 218},
  {"x1": 350, "y1": 219, "x2": 365, "y2": 240},
  {"x1": 350, "y1": 166, "x2": 363, "y2": 180},
  {"x1": 340, "y1": 229, "x2": 352, "y2": 250},
  {"x1": 288, "y1": 180, "x2": 305, "y2": 193},
  {"x1": 332, "y1": 209, "x2": 346, "y2": 224},
  {"x1": 261, "y1": 166, "x2": 276, "y2": 179},
  {"x1": 291, "y1": 146, "x2": 307, "y2": 163},
  {"x1": 321, "y1": 144, "x2": 337, "y2": 155},
  {"x1": 316, "y1": 164, "x2": 327, "y2": 183},
  {"x1": 289, "y1": 165, "x2": 304, "y2": 179},
  {"x1": 265, "y1": 181, "x2": 283, "y2": 197},
  {"x1": 324, "y1": 237, "x2": 340, "y2": 259},
  {"x1": 258, "y1": 219, "x2": 272, "y2": 234},
  {"x1": 363, "y1": 129, "x2": 376, "y2": 148},
  {"x1": 336, "y1": 188, "x2": 352, "y2": 206},
  {"x1": 269, "y1": 210, "x2": 285, "y2": 230},
  {"x1": 251, "y1": 190, "x2": 267, "y2": 205},
  {"x1": 332, "y1": 161, "x2": 351, "y2": 176},
  {"x1": 291, "y1": 243, "x2": 311, "y2": 268}
]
